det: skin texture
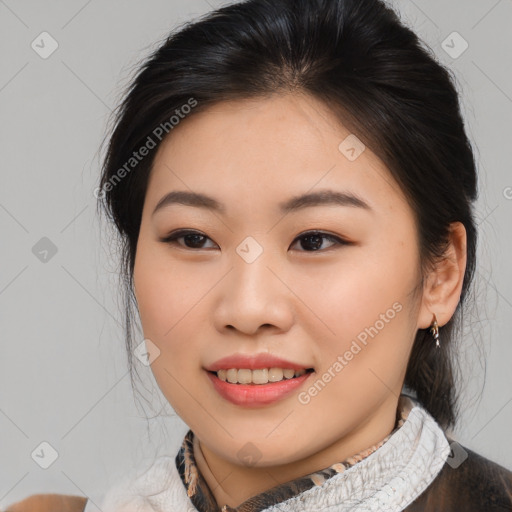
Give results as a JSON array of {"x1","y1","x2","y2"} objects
[{"x1": 132, "y1": 92, "x2": 467, "y2": 508}]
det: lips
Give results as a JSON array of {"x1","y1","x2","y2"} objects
[
  {"x1": 206, "y1": 368, "x2": 314, "y2": 407},
  {"x1": 204, "y1": 352, "x2": 313, "y2": 372}
]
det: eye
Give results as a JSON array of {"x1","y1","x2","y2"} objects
[
  {"x1": 290, "y1": 231, "x2": 350, "y2": 252},
  {"x1": 160, "y1": 229, "x2": 350, "y2": 252},
  {"x1": 160, "y1": 229, "x2": 218, "y2": 249}
]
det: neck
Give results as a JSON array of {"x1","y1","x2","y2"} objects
[{"x1": 194, "y1": 393, "x2": 399, "y2": 509}]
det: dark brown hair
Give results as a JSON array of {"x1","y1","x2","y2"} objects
[{"x1": 97, "y1": 0, "x2": 478, "y2": 431}]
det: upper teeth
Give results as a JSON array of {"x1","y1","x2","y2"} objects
[{"x1": 216, "y1": 368, "x2": 307, "y2": 384}]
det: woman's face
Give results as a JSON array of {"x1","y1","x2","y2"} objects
[{"x1": 133, "y1": 93, "x2": 427, "y2": 468}]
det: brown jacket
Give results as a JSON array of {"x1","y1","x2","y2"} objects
[
  {"x1": 406, "y1": 440, "x2": 512, "y2": 511},
  {"x1": 5, "y1": 442, "x2": 512, "y2": 511}
]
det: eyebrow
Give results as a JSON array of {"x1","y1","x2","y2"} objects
[{"x1": 152, "y1": 189, "x2": 373, "y2": 217}]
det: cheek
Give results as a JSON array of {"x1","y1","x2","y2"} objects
[
  {"x1": 133, "y1": 249, "x2": 208, "y2": 419},
  {"x1": 133, "y1": 243, "x2": 202, "y2": 335},
  {"x1": 133, "y1": 257, "x2": 197, "y2": 385},
  {"x1": 301, "y1": 239, "x2": 417, "y2": 371},
  {"x1": 301, "y1": 251, "x2": 408, "y2": 332}
]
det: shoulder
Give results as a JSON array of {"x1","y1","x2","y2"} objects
[
  {"x1": 4, "y1": 493, "x2": 88, "y2": 512},
  {"x1": 407, "y1": 438, "x2": 512, "y2": 511}
]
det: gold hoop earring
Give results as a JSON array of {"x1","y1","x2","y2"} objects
[{"x1": 429, "y1": 313, "x2": 440, "y2": 349}]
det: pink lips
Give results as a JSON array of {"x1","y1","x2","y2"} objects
[{"x1": 204, "y1": 352, "x2": 314, "y2": 407}]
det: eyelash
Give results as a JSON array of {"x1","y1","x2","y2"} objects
[{"x1": 159, "y1": 229, "x2": 351, "y2": 253}]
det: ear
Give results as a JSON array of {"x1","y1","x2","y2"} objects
[{"x1": 417, "y1": 221, "x2": 467, "y2": 330}]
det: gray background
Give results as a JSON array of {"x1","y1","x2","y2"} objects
[{"x1": 1, "y1": 0, "x2": 511, "y2": 509}]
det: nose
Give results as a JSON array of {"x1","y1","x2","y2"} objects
[{"x1": 213, "y1": 252, "x2": 295, "y2": 336}]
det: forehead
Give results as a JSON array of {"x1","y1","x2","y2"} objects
[{"x1": 146, "y1": 93, "x2": 408, "y2": 217}]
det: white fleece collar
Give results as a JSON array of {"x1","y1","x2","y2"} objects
[{"x1": 95, "y1": 397, "x2": 450, "y2": 512}]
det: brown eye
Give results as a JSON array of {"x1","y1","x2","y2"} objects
[
  {"x1": 290, "y1": 231, "x2": 349, "y2": 252},
  {"x1": 160, "y1": 230, "x2": 218, "y2": 249}
]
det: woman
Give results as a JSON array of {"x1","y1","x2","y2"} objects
[{"x1": 7, "y1": 0, "x2": 511, "y2": 510}]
